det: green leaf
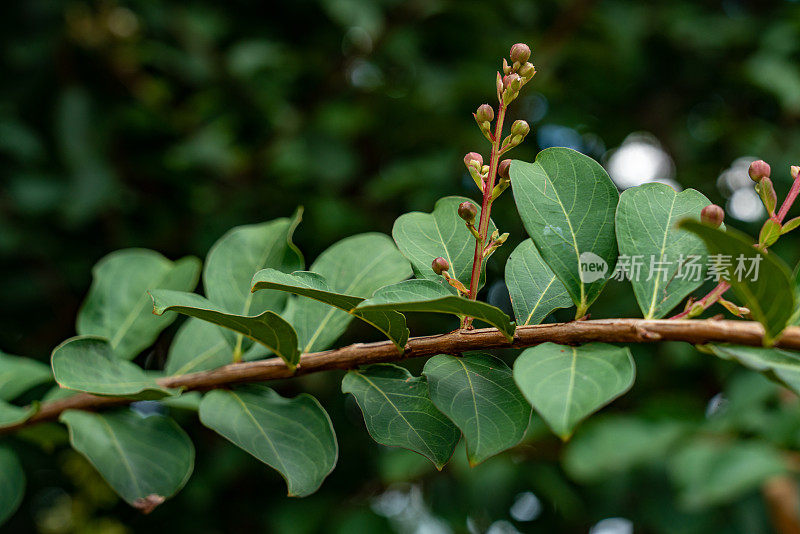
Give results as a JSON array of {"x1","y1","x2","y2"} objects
[
  {"x1": 392, "y1": 196, "x2": 495, "y2": 290},
  {"x1": 60, "y1": 409, "x2": 194, "y2": 511},
  {"x1": 150, "y1": 290, "x2": 300, "y2": 367},
  {"x1": 283, "y1": 233, "x2": 412, "y2": 353},
  {"x1": 679, "y1": 220, "x2": 795, "y2": 344},
  {"x1": 0, "y1": 400, "x2": 35, "y2": 428},
  {"x1": 165, "y1": 319, "x2": 268, "y2": 376},
  {"x1": 0, "y1": 446, "x2": 24, "y2": 526},
  {"x1": 355, "y1": 280, "x2": 515, "y2": 340},
  {"x1": 616, "y1": 183, "x2": 714, "y2": 319},
  {"x1": 165, "y1": 319, "x2": 231, "y2": 375},
  {"x1": 251, "y1": 269, "x2": 409, "y2": 350},
  {"x1": 505, "y1": 239, "x2": 572, "y2": 325},
  {"x1": 203, "y1": 211, "x2": 303, "y2": 354},
  {"x1": 198, "y1": 385, "x2": 338, "y2": 497},
  {"x1": 0, "y1": 350, "x2": 52, "y2": 401},
  {"x1": 513, "y1": 342, "x2": 635, "y2": 440},
  {"x1": 760, "y1": 219, "x2": 781, "y2": 247},
  {"x1": 510, "y1": 148, "x2": 619, "y2": 317},
  {"x1": 669, "y1": 439, "x2": 785, "y2": 509},
  {"x1": 341, "y1": 364, "x2": 460, "y2": 469},
  {"x1": 563, "y1": 415, "x2": 685, "y2": 482},
  {"x1": 51, "y1": 336, "x2": 176, "y2": 399},
  {"x1": 77, "y1": 249, "x2": 201, "y2": 360},
  {"x1": 708, "y1": 345, "x2": 800, "y2": 395},
  {"x1": 422, "y1": 354, "x2": 531, "y2": 465}
]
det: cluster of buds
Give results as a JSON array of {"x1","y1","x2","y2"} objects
[
  {"x1": 498, "y1": 43, "x2": 536, "y2": 105},
  {"x1": 431, "y1": 257, "x2": 469, "y2": 295}
]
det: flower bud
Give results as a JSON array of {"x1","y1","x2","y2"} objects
[
  {"x1": 431, "y1": 257, "x2": 449, "y2": 275},
  {"x1": 463, "y1": 152, "x2": 483, "y2": 169},
  {"x1": 476, "y1": 104, "x2": 494, "y2": 123},
  {"x1": 498, "y1": 159, "x2": 511, "y2": 180},
  {"x1": 458, "y1": 201, "x2": 478, "y2": 224},
  {"x1": 518, "y1": 62, "x2": 535, "y2": 79},
  {"x1": 792, "y1": 165, "x2": 800, "y2": 180},
  {"x1": 701, "y1": 204, "x2": 724, "y2": 227},
  {"x1": 748, "y1": 160, "x2": 771, "y2": 182},
  {"x1": 503, "y1": 73, "x2": 521, "y2": 91},
  {"x1": 510, "y1": 120, "x2": 530, "y2": 137},
  {"x1": 510, "y1": 43, "x2": 531, "y2": 64}
]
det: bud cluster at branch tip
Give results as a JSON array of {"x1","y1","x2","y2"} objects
[{"x1": 700, "y1": 204, "x2": 724, "y2": 228}]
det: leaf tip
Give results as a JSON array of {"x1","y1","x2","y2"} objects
[{"x1": 132, "y1": 494, "x2": 165, "y2": 514}]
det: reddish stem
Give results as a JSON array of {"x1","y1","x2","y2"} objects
[
  {"x1": 777, "y1": 176, "x2": 800, "y2": 223},
  {"x1": 467, "y1": 104, "x2": 506, "y2": 301}
]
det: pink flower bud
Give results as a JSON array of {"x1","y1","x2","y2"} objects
[
  {"x1": 792, "y1": 165, "x2": 799, "y2": 180},
  {"x1": 701, "y1": 204, "x2": 724, "y2": 227},
  {"x1": 431, "y1": 257, "x2": 450, "y2": 275},
  {"x1": 498, "y1": 159, "x2": 511, "y2": 180},
  {"x1": 457, "y1": 201, "x2": 478, "y2": 224},
  {"x1": 510, "y1": 43, "x2": 531, "y2": 64},
  {"x1": 510, "y1": 120, "x2": 530, "y2": 137},
  {"x1": 463, "y1": 152, "x2": 483, "y2": 169},
  {"x1": 748, "y1": 160, "x2": 771, "y2": 182},
  {"x1": 475, "y1": 104, "x2": 494, "y2": 123}
]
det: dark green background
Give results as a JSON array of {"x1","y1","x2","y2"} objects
[{"x1": 3, "y1": 0, "x2": 800, "y2": 532}]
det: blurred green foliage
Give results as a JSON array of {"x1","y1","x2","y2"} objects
[{"x1": 3, "y1": 0, "x2": 800, "y2": 532}]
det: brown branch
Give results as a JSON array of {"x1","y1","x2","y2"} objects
[{"x1": 4, "y1": 318, "x2": 800, "y2": 435}]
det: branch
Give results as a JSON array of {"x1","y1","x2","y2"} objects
[{"x1": 4, "y1": 318, "x2": 800, "y2": 435}]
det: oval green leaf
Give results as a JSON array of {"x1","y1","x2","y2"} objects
[
  {"x1": 203, "y1": 211, "x2": 303, "y2": 354},
  {"x1": 616, "y1": 183, "x2": 714, "y2": 318},
  {"x1": 51, "y1": 336, "x2": 176, "y2": 399},
  {"x1": 510, "y1": 148, "x2": 619, "y2": 317},
  {"x1": 342, "y1": 364, "x2": 460, "y2": 470},
  {"x1": 77, "y1": 249, "x2": 201, "y2": 360},
  {"x1": 198, "y1": 385, "x2": 338, "y2": 497},
  {"x1": 423, "y1": 354, "x2": 531, "y2": 466},
  {"x1": 60, "y1": 409, "x2": 195, "y2": 511},
  {"x1": 505, "y1": 239, "x2": 572, "y2": 325},
  {"x1": 513, "y1": 342, "x2": 635, "y2": 440}
]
